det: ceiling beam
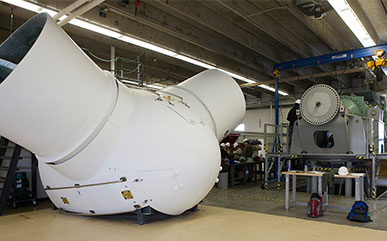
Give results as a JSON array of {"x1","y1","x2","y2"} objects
[
  {"x1": 104, "y1": 0, "x2": 273, "y2": 78},
  {"x1": 142, "y1": 0, "x2": 315, "y2": 90},
  {"x1": 215, "y1": 0, "x2": 332, "y2": 60},
  {"x1": 274, "y1": 0, "x2": 353, "y2": 52},
  {"x1": 53, "y1": 0, "x2": 89, "y2": 21},
  {"x1": 212, "y1": 0, "x2": 351, "y2": 88},
  {"x1": 58, "y1": 0, "x2": 106, "y2": 26}
]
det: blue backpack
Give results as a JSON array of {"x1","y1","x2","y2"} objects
[{"x1": 347, "y1": 201, "x2": 371, "y2": 222}]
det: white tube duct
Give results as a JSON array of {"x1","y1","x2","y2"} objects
[{"x1": 0, "y1": 13, "x2": 245, "y2": 215}]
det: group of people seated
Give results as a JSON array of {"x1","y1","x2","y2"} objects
[
  {"x1": 220, "y1": 139, "x2": 255, "y2": 164},
  {"x1": 219, "y1": 139, "x2": 262, "y2": 183}
]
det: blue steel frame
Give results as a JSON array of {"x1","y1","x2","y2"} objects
[
  {"x1": 272, "y1": 43, "x2": 387, "y2": 136},
  {"x1": 270, "y1": 43, "x2": 387, "y2": 180}
]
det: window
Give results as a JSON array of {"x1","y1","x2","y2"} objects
[{"x1": 234, "y1": 124, "x2": 245, "y2": 132}]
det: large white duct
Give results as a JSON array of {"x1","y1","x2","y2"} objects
[{"x1": 0, "y1": 13, "x2": 245, "y2": 215}]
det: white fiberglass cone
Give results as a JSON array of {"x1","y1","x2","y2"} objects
[{"x1": 0, "y1": 13, "x2": 245, "y2": 215}]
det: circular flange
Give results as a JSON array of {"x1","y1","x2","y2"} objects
[{"x1": 300, "y1": 84, "x2": 340, "y2": 125}]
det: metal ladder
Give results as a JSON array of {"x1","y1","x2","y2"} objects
[
  {"x1": 263, "y1": 123, "x2": 289, "y2": 189},
  {"x1": 0, "y1": 137, "x2": 37, "y2": 215}
]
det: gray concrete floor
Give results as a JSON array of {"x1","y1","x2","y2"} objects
[
  {"x1": 2, "y1": 205, "x2": 386, "y2": 241},
  {"x1": 202, "y1": 182, "x2": 387, "y2": 231},
  {"x1": 2, "y1": 181, "x2": 387, "y2": 233}
]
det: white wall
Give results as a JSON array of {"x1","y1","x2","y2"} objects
[
  {"x1": 238, "y1": 106, "x2": 292, "y2": 133},
  {"x1": 233, "y1": 106, "x2": 292, "y2": 157}
]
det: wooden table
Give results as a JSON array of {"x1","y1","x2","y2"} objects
[
  {"x1": 334, "y1": 173, "x2": 365, "y2": 202},
  {"x1": 282, "y1": 171, "x2": 366, "y2": 211},
  {"x1": 282, "y1": 171, "x2": 325, "y2": 210}
]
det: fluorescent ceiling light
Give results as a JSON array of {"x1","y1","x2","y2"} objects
[
  {"x1": 327, "y1": 0, "x2": 375, "y2": 47},
  {"x1": 2, "y1": 0, "x2": 56, "y2": 15},
  {"x1": 1, "y1": 0, "x2": 288, "y2": 96}
]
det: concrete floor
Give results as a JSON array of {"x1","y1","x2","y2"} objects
[
  {"x1": 0, "y1": 182, "x2": 386, "y2": 240},
  {"x1": 202, "y1": 183, "x2": 387, "y2": 231},
  {"x1": 0, "y1": 204, "x2": 386, "y2": 241}
]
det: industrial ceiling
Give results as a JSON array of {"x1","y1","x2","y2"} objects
[{"x1": 0, "y1": 0, "x2": 386, "y2": 108}]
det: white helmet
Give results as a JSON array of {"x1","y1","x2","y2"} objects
[
  {"x1": 220, "y1": 143, "x2": 226, "y2": 147},
  {"x1": 338, "y1": 166, "x2": 349, "y2": 175},
  {"x1": 225, "y1": 142, "x2": 230, "y2": 147},
  {"x1": 233, "y1": 142, "x2": 238, "y2": 148},
  {"x1": 243, "y1": 139, "x2": 249, "y2": 143},
  {"x1": 295, "y1": 99, "x2": 301, "y2": 104}
]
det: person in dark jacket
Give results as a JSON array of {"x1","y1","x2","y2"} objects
[
  {"x1": 240, "y1": 139, "x2": 254, "y2": 182},
  {"x1": 287, "y1": 99, "x2": 300, "y2": 149},
  {"x1": 241, "y1": 139, "x2": 254, "y2": 162}
]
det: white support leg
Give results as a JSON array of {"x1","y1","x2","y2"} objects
[
  {"x1": 292, "y1": 174, "x2": 296, "y2": 207},
  {"x1": 285, "y1": 174, "x2": 289, "y2": 210}
]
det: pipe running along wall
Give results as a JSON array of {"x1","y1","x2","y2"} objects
[{"x1": 0, "y1": 13, "x2": 245, "y2": 215}]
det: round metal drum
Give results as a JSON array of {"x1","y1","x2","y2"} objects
[{"x1": 300, "y1": 84, "x2": 340, "y2": 125}]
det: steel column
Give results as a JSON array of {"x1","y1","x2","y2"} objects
[
  {"x1": 110, "y1": 46, "x2": 115, "y2": 74},
  {"x1": 274, "y1": 76, "x2": 279, "y2": 182}
]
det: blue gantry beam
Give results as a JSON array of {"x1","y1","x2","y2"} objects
[
  {"x1": 273, "y1": 43, "x2": 387, "y2": 72},
  {"x1": 270, "y1": 44, "x2": 387, "y2": 177}
]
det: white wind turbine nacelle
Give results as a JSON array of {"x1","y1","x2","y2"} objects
[{"x1": 0, "y1": 13, "x2": 245, "y2": 215}]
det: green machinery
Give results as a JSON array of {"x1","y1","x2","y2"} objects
[{"x1": 340, "y1": 95, "x2": 371, "y2": 117}]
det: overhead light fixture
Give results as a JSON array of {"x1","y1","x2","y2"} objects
[
  {"x1": 258, "y1": 84, "x2": 288, "y2": 96},
  {"x1": 1, "y1": 0, "x2": 288, "y2": 96},
  {"x1": 327, "y1": 0, "x2": 375, "y2": 47}
]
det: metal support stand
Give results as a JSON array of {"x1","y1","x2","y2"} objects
[
  {"x1": 136, "y1": 206, "x2": 152, "y2": 225},
  {"x1": 189, "y1": 204, "x2": 199, "y2": 212},
  {"x1": 345, "y1": 162, "x2": 353, "y2": 197},
  {"x1": 292, "y1": 174, "x2": 296, "y2": 207},
  {"x1": 354, "y1": 178, "x2": 364, "y2": 201},
  {"x1": 263, "y1": 154, "x2": 268, "y2": 189},
  {"x1": 31, "y1": 154, "x2": 38, "y2": 206},
  {"x1": 110, "y1": 46, "x2": 115, "y2": 74},
  {"x1": 311, "y1": 161, "x2": 317, "y2": 193},
  {"x1": 371, "y1": 154, "x2": 376, "y2": 199},
  {"x1": 306, "y1": 176, "x2": 311, "y2": 193},
  {"x1": 285, "y1": 174, "x2": 289, "y2": 210}
]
